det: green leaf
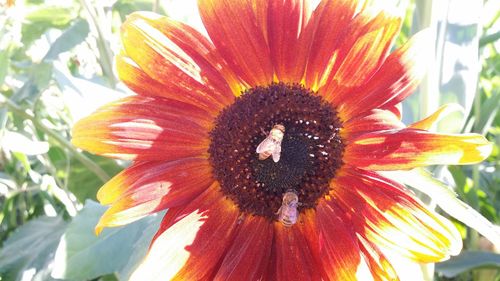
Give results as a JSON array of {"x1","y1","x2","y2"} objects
[
  {"x1": 25, "y1": 6, "x2": 75, "y2": 26},
  {"x1": 116, "y1": 214, "x2": 164, "y2": 281},
  {"x1": 67, "y1": 153, "x2": 122, "y2": 202},
  {"x1": 52, "y1": 200, "x2": 162, "y2": 280},
  {"x1": 480, "y1": 30, "x2": 500, "y2": 47},
  {"x1": 31, "y1": 62, "x2": 53, "y2": 90},
  {"x1": 436, "y1": 251, "x2": 500, "y2": 277},
  {"x1": 44, "y1": 19, "x2": 90, "y2": 61},
  {"x1": 52, "y1": 62, "x2": 126, "y2": 121},
  {"x1": 22, "y1": 6, "x2": 75, "y2": 46},
  {"x1": 0, "y1": 172, "x2": 16, "y2": 192},
  {"x1": 11, "y1": 152, "x2": 30, "y2": 172},
  {"x1": 0, "y1": 216, "x2": 68, "y2": 281},
  {"x1": 99, "y1": 274, "x2": 120, "y2": 281},
  {"x1": 12, "y1": 62, "x2": 54, "y2": 103},
  {"x1": 0, "y1": 44, "x2": 11, "y2": 86},
  {"x1": 47, "y1": 146, "x2": 68, "y2": 169},
  {"x1": 113, "y1": 0, "x2": 155, "y2": 22},
  {"x1": 475, "y1": 91, "x2": 500, "y2": 135}
]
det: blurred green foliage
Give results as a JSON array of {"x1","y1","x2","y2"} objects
[{"x1": 0, "y1": 0, "x2": 499, "y2": 280}]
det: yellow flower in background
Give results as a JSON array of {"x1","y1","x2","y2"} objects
[{"x1": 72, "y1": 0, "x2": 492, "y2": 280}]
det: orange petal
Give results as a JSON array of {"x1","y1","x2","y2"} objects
[
  {"x1": 198, "y1": 0, "x2": 273, "y2": 87},
  {"x1": 304, "y1": 201, "x2": 372, "y2": 281},
  {"x1": 120, "y1": 12, "x2": 237, "y2": 107},
  {"x1": 344, "y1": 128, "x2": 493, "y2": 170},
  {"x1": 331, "y1": 168, "x2": 462, "y2": 262},
  {"x1": 72, "y1": 96, "x2": 212, "y2": 161},
  {"x1": 357, "y1": 236, "x2": 399, "y2": 281},
  {"x1": 322, "y1": 12, "x2": 401, "y2": 102},
  {"x1": 214, "y1": 216, "x2": 273, "y2": 281},
  {"x1": 341, "y1": 109, "x2": 405, "y2": 139},
  {"x1": 272, "y1": 222, "x2": 323, "y2": 281},
  {"x1": 267, "y1": 0, "x2": 311, "y2": 82},
  {"x1": 116, "y1": 54, "x2": 226, "y2": 115},
  {"x1": 94, "y1": 158, "x2": 213, "y2": 233},
  {"x1": 410, "y1": 104, "x2": 463, "y2": 130},
  {"x1": 126, "y1": 12, "x2": 242, "y2": 96},
  {"x1": 130, "y1": 183, "x2": 239, "y2": 281},
  {"x1": 338, "y1": 29, "x2": 432, "y2": 120}
]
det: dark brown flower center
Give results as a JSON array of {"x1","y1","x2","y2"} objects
[{"x1": 209, "y1": 83, "x2": 344, "y2": 219}]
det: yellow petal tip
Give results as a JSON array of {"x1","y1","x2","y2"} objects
[
  {"x1": 477, "y1": 141, "x2": 494, "y2": 160},
  {"x1": 95, "y1": 224, "x2": 104, "y2": 236},
  {"x1": 458, "y1": 137, "x2": 493, "y2": 164}
]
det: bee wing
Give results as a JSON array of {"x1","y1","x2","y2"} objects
[
  {"x1": 256, "y1": 137, "x2": 276, "y2": 153},
  {"x1": 271, "y1": 141, "x2": 282, "y2": 162}
]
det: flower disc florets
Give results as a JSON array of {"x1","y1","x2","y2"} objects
[{"x1": 209, "y1": 83, "x2": 344, "y2": 219}]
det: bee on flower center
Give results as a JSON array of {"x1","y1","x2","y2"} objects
[{"x1": 256, "y1": 124, "x2": 285, "y2": 162}]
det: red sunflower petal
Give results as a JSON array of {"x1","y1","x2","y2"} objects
[
  {"x1": 272, "y1": 221, "x2": 323, "y2": 281},
  {"x1": 198, "y1": 0, "x2": 273, "y2": 87},
  {"x1": 337, "y1": 29, "x2": 432, "y2": 120},
  {"x1": 322, "y1": 12, "x2": 401, "y2": 102},
  {"x1": 94, "y1": 158, "x2": 213, "y2": 234},
  {"x1": 344, "y1": 128, "x2": 493, "y2": 170},
  {"x1": 302, "y1": 0, "x2": 359, "y2": 89},
  {"x1": 331, "y1": 168, "x2": 462, "y2": 262},
  {"x1": 214, "y1": 215, "x2": 273, "y2": 281},
  {"x1": 267, "y1": 0, "x2": 311, "y2": 82},
  {"x1": 252, "y1": 0, "x2": 269, "y2": 38},
  {"x1": 382, "y1": 103, "x2": 403, "y2": 120},
  {"x1": 301, "y1": 202, "x2": 373, "y2": 281},
  {"x1": 126, "y1": 12, "x2": 241, "y2": 96},
  {"x1": 341, "y1": 109, "x2": 405, "y2": 139},
  {"x1": 72, "y1": 96, "x2": 212, "y2": 161},
  {"x1": 120, "y1": 12, "x2": 236, "y2": 108},
  {"x1": 130, "y1": 183, "x2": 239, "y2": 281}
]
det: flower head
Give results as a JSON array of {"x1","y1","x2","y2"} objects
[{"x1": 72, "y1": 0, "x2": 492, "y2": 280}]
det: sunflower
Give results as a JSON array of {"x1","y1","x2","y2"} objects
[{"x1": 72, "y1": 0, "x2": 492, "y2": 280}]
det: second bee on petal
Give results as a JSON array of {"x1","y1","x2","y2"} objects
[{"x1": 276, "y1": 190, "x2": 299, "y2": 227}]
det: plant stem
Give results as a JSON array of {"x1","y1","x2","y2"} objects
[
  {"x1": 415, "y1": 0, "x2": 442, "y2": 120},
  {"x1": 79, "y1": 0, "x2": 117, "y2": 88},
  {"x1": 479, "y1": 30, "x2": 500, "y2": 47},
  {"x1": 0, "y1": 95, "x2": 111, "y2": 183},
  {"x1": 5, "y1": 186, "x2": 42, "y2": 198},
  {"x1": 153, "y1": 0, "x2": 159, "y2": 13},
  {"x1": 469, "y1": 73, "x2": 482, "y2": 251}
]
